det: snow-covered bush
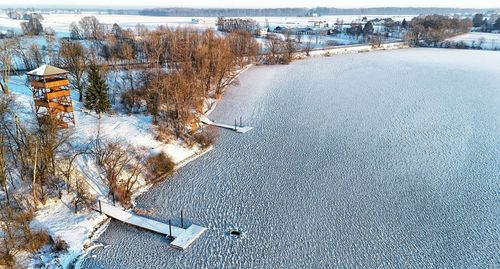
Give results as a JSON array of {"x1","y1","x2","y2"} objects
[
  {"x1": 145, "y1": 152, "x2": 175, "y2": 183},
  {"x1": 192, "y1": 126, "x2": 218, "y2": 150},
  {"x1": 52, "y1": 237, "x2": 68, "y2": 253}
]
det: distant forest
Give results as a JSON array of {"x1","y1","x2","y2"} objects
[{"x1": 137, "y1": 7, "x2": 497, "y2": 17}]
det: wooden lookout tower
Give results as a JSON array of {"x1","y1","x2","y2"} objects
[{"x1": 27, "y1": 65, "x2": 75, "y2": 128}]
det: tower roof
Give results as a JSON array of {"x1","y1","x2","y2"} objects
[{"x1": 27, "y1": 64, "x2": 68, "y2": 77}]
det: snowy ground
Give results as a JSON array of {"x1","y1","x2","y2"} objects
[
  {"x1": 0, "y1": 12, "x2": 217, "y2": 35},
  {"x1": 82, "y1": 48, "x2": 499, "y2": 268},
  {"x1": 0, "y1": 11, "x2": 415, "y2": 36},
  {"x1": 6, "y1": 75, "x2": 201, "y2": 268},
  {"x1": 248, "y1": 15, "x2": 415, "y2": 30},
  {"x1": 447, "y1": 32, "x2": 500, "y2": 50}
]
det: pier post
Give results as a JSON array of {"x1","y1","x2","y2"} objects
[
  {"x1": 240, "y1": 117, "x2": 242, "y2": 127},
  {"x1": 112, "y1": 193, "x2": 116, "y2": 206},
  {"x1": 98, "y1": 200, "x2": 102, "y2": 214},
  {"x1": 181, "y1": 210, "x2": 184, "y2": 228},
  {"x1": 169, "y1": 220, "x2": 172, "y2": 238},
  {"x1": 234, "y1": 119, "x2": 237, "y2": 131}
]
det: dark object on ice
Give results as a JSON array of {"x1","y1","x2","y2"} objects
[
  {"x1": 230, "y1": 230, "x2": 241, "y2": 236},
  {"x1": 227, "y1": 228, "x2": 243, "y2": 237}
]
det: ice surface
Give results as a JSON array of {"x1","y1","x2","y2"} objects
[{"x1": 82, "y1": 49, "x2": 500, "y2": 268}]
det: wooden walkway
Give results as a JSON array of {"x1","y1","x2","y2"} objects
[
  {"x1": 94, "y1": 201, "x2": 206, "y2": 250},
  {"x1": 201, "y1": 116, "x2": 253, "y2": 134}
]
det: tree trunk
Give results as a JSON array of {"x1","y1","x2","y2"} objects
[{"x1": 0, "y1": 81, "x2": 8, "y2": 94}]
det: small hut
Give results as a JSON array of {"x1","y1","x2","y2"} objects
[{"x1": 27, "y1": 65, "x2": 75, "y2": 128}]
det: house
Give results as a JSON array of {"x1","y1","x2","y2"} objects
[
  {"x1": 309, "y1": 21, "x2": 327, "y2": 29},
  {"x1": 192, "y1": 19, "x2": 205, "y2": 24},
  {"x1": 256, "y1": 28, "x2": 268, "y2": 37}
]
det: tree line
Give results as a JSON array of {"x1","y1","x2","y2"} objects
[
  {"x1": 138, "y1": 7, "x2": 490, "y2": 17},
  {"x1": 472, "y1": 13, "x2": 500, "y2": 32},
  {"x1": 404, "y1": 15, "x2": 473, "y2": 46}
]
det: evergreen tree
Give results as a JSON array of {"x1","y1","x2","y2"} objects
[
  {"x1": 363, "y1": 21, "x2": 374, "y2": 36},
  {"x1": 20, "y1": 17, "x2": 44, "y2": 36},
  {"x1": 494, "y1": 18, "x2": 500, "y2": 31},
  {"x1": 401, "y1": 19, "x2": 408, "y2": 29},
  {"x1": 472, "y1": 14, "x2": 484, "y2": 27},
  {"x1": 84, "y1": 64, "x2": 110, "y2": 117}
]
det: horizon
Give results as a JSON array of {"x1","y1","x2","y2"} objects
[
  {"x1": 1, "y1": 0, "x2": 499, "y2": 10},
  {"x1": 1, "y1": 6, "x2": 499, "y2": 11}
]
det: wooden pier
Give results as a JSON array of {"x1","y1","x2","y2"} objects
[
  {"x1": 201, "y1": 116, "x2": 253, "y2": 133},
  {"x1": 94, "y1": 201, "x2": 206, "y2": 250}
]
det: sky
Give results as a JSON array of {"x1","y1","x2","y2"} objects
[{"x1": 0, "y1": 0, "x2": 498, "y2": 9}]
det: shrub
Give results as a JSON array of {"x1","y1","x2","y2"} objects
[
  {"x1": 132, "y1": 207, "x2": 154, "y2": 216},
  {"x1": 114, "y1": 183, "x2": 132, "y2": 208},
  {"x1": 0, "y1": 251, "x2": 16, "y2": 268},
  {"x1": 25, "y1": 230, "x2": 51, "y2": 252},
  {"x1": 121, "y1": 89, "x2": 143, "y2": 113},
  {"x1": 145, "y1": 152, "x2": 175, "y2": 183},
  {"x1": 53, "y1": 237, "x2": 69, "y2": 253},
  {"x1": 193, "y1": 133, "x2": 211, "y2": 149},
  {"x1": 192, "y1": 126, "x2": 218, "y2": 150},
  {"x1": 15, "y1": 210, "x2": 34, "y2": 225}
]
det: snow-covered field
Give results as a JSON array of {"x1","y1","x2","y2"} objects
[
  {"x1": 0, "y1": 11, "x2": 411, "y2": 53},
  {"x1": 447, "y1": 32, "x2": 500, "y2": 50},
  {"x1": 248, "y1": 14, "x2": 415, "y2": 28},
  {"x1": 0, "y1": 12, "x2": 415, "y2": 35},
  {"x1": 81, "y1": 48, "x2": 500, "y2": 268},
  {"x1": 0, "y1": 13, "x2": 217, "y2": 34}
]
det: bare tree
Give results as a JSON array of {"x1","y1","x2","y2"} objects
[
  {"x1": 0, "y1": 39, "x2": 16, "y2": 94},
  {"x1": 21, "y1": 17, "x2": 44, "y2": 36},
  {"x1": 283, "y1": 30, "x2": 296, "y2": 64},
  {"x1": 69, "y1": 22, "x2": 81, "y2": 40},
  {"x1": 44, "y1": 28, "x2": 57, "y2": 64},
  {"x1": 91, "y1": 139, "x2": 144, "y2": 207},
  {"x1": 58, "y1": 41, "x2": 87, "y2": 101},
  {"x1": 264, "y1": 34, "x2": 284, "y2": 64},
  {"x1": 78, "y1": 16, "x2": 104, "y2": 52},
  {"x1": 13, "y1": 39, "x2": 42, "y2": 71},
  {"x1": 304, "y1": 34, "x2": 313, "y2": 56},
  {"x1": 227, "y1": 30, "x2": 260, "y2": 67}
]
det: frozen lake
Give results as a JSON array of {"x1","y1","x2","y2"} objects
[{"x1": 82, "y1": 49, "x2": 500, "y2": 268}]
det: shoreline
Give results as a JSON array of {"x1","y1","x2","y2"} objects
[
  {"x1": 76, "y1": 48, "x2": 500, "y2": 268},
  {"x1": 68, "y1": 61, "x2": 256, "y2": 269},
  {"x1": 69, "y1": 146, "x2": 214, "y2": 269},
  {"x1": 59, "y1": 42, "x2": 408, "y2": 269}
]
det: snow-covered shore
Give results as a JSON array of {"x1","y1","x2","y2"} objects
[
  {"x1": 34, "y1": 63, "x2": 257, "y2": 269},
  {"x1": 5, "y1": 75, "x2": 207, "y2": 268}
]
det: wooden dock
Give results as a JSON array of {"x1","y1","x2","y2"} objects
[
  {"x1": 94, "y1": 201, "x2": 206, "y2": 250},
  {"x1": 201, "y1": 116, "x2": 253, "y2": 133}
]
